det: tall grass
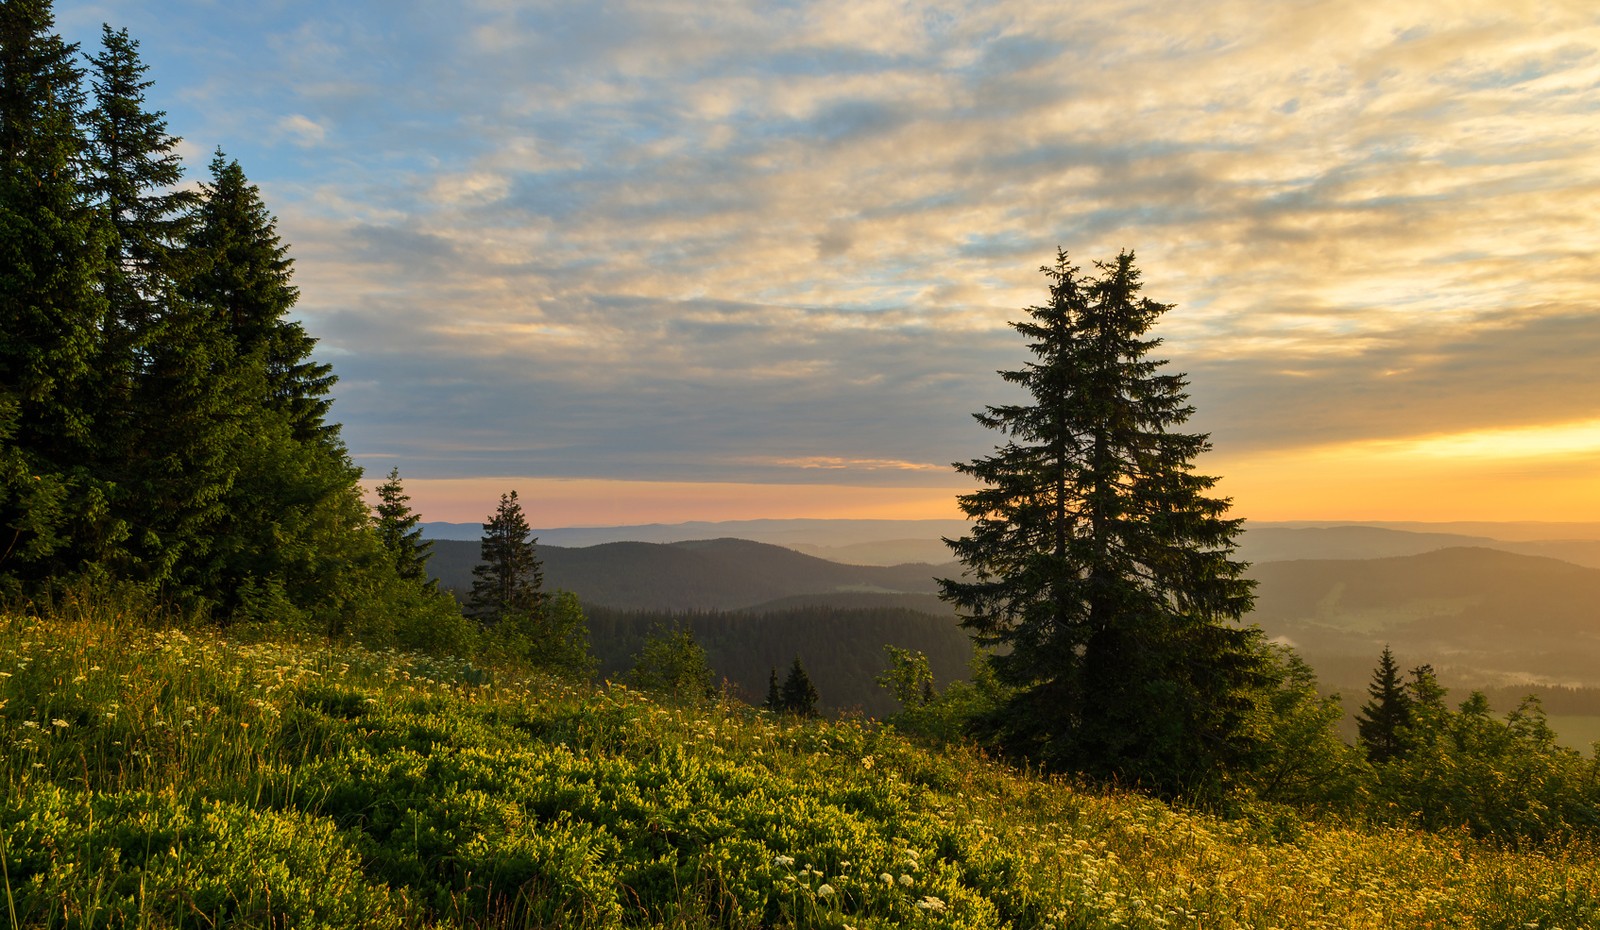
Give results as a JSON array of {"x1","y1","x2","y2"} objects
[{"x1": 3, "y1": 609, "x2": 1598, "y2": 928}]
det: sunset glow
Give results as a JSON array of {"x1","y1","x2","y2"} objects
[
  {"x1": 60, "y1": 0, "x2": 1600, "y2": 527},
  {"x1": 379, "y1": 478, "x2": 972, "y2": 527}
]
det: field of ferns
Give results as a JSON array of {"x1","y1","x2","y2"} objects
[{"x1": 3, "y1": 608, "x2": 1599, "y2": 929}]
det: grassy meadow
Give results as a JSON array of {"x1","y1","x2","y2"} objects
[{"x1": 3, "y1": 608, "x2": 1599, "y2": 929}]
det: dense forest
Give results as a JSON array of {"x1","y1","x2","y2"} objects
[{"x1": 0, "y1": 4, "x2": 467, "y2": 647}]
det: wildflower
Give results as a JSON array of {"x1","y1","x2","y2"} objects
[
  {"x1": 898, "y1": 874, "x2": 914, "y2": 887},
  {"x1": 817, "y1": 884, "x2": 835, "y2": 898},
  {"x1": 880, "y1": 873, "x2": 895, "y2": 885},
  {"x1": 917, "y1": 896, "x2": 947, "y2": 912},
  {"x1": 773, "y1": 855, "x2": 795, "y2": 868}
]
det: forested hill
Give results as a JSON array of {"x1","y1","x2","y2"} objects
[
  {"x1": 1239, "y1": 525, "x2": 1600, "y2": 569},
  {"x1": 429, "y1": 537, "x2": 957, "y2": 612},
  {"x1": 431, "y1": 534, "x2": 1600, "y2": 719},
  {"x1": 1251, "y1": 546, "x2": 1600, "y2": 690}
]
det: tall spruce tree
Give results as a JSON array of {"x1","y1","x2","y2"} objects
[
  {"x1": 84, "y1": 25, "x2": 195, "y2": 364},
  {"x1": 468, "y1": 491, "x2": 544, "y2": 622},
  {"x1": 1356, "y1": 645, "x2": 1412, "y2": 764},
  {"x1": 184, "y1": 150, "x2": 335, "y2": 446},
  {"x1": 166, "y1": 151, "x2": 364, "y2": 618},
  {"x1": 0, "y1": 9, "x2": 465, "y2": 640},
  {"x1": 940, "y1": 249, "x2": 1265, "y2": 797},
  {"x1": 82, "y1": 23, "x2": 228, "y2": 588},
  {"x1": 0, "y1": 0, "x2": 118, "y2": 583}
]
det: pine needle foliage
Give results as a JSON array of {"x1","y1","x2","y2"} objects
[
  {"x1": 779, "y1": 657, "x2": 820, "y2": 717},
  {"x1": 468, "y1": 490, "x2": 544, "y2": 623},
  {"x1": 0, "y1": 4, "x2": 467, "y2": 638},
  {"x1": 940, "y1": 249, "x2": 1267, "y2": 798},
  {"x1": 1357, "y1": 645, "x2": 1412, "y2": 764},
  {"x1": 373, "y1": 468, "x2": 433, "y2": 582}
]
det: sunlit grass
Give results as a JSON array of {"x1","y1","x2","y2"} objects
[{"x1": 3, "y1": 610, "x2": 1598, "y2": 928}]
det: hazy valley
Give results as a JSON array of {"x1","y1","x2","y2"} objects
[{"x1": 427, "y1": 520, "x2": 1600, "y2": 742}]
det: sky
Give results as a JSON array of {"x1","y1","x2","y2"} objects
[{"x1": 54, "y1": 0, "x2": 1600, "y2": 527}]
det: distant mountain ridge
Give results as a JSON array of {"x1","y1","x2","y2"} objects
[
  {"x1": 1238, "y1": 525, "x2": 1600, "y2": 569},
  {"x1": 428, "y1": 536, "x2": 958, "y2": 613},
  {"x1": 1250, "y1": 546, "x2": 1600, "y2": 690},
  {"x1": 421, "y1": 518, "x2": 969, "y2": 547},
  {"x1": 425, "y1": 519, "x2": 1600, "y2": 568}
]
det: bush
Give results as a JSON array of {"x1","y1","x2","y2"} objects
[
  {"x1": 1372, "y1": 687, "x2": 1600, "y2": 843},
  {"x1": 628, "y1": 626, "x2": 717, "y2": 704},
  {"x1": 480, "y1": 589, "x2": 596, "y2": 678}
]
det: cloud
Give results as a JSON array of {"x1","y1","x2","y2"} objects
[
  {"x1": 746, "y1": 456, "x2": 949, "y2": 472},
  {"x1": 274, "y1": 113, "x2": 327, "y2": 147},
  {"x1": 64, "y1": 0, "x2": 1600, "y2": 518}
]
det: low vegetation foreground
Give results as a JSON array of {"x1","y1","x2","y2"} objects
[{"x1": 4, "y1": 609, "x2": 1599, "y2": 929}]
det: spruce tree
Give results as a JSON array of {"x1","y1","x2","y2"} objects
[
  {"x1": 764, "y1": 667, "x2": 781, "y2": 712},
  {"x1": 81, "y1": 23, "x2": 227, "y2": 588},
  {"x1": 0, "y1": 10, "x2": 465, "y2": 639},
  {"x1": 373, "y1": 468, "x2": 432, "y2": 582},
  {"x1": 468, "y1": 491, "x2": 543, "y2": 622},
  {"x1": 1356, "y1": 645, "x2": 1412, "y2": 764},
  {"x1": 174, "y1": 151, "x2": 360, "y2": 618},
  {"x1": 779, "y1": 657, "x2": 819, "y2": 716},
  {"x1": 184, "y1": 150, "x2": 335, "y2": 446},
  {"x1": 0, "y1": 0, "x2": 118, "y2": 582},
  {"x1": 940, "y1": 249, "x2": 1265, "y2": 797},
  {"x1": 84, "y1": 24, "x2": 195, "y2": 365}
]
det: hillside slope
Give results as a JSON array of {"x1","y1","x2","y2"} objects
[{"x1": 5, "y1": 612, "x2": 1599, "y2": 929}]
